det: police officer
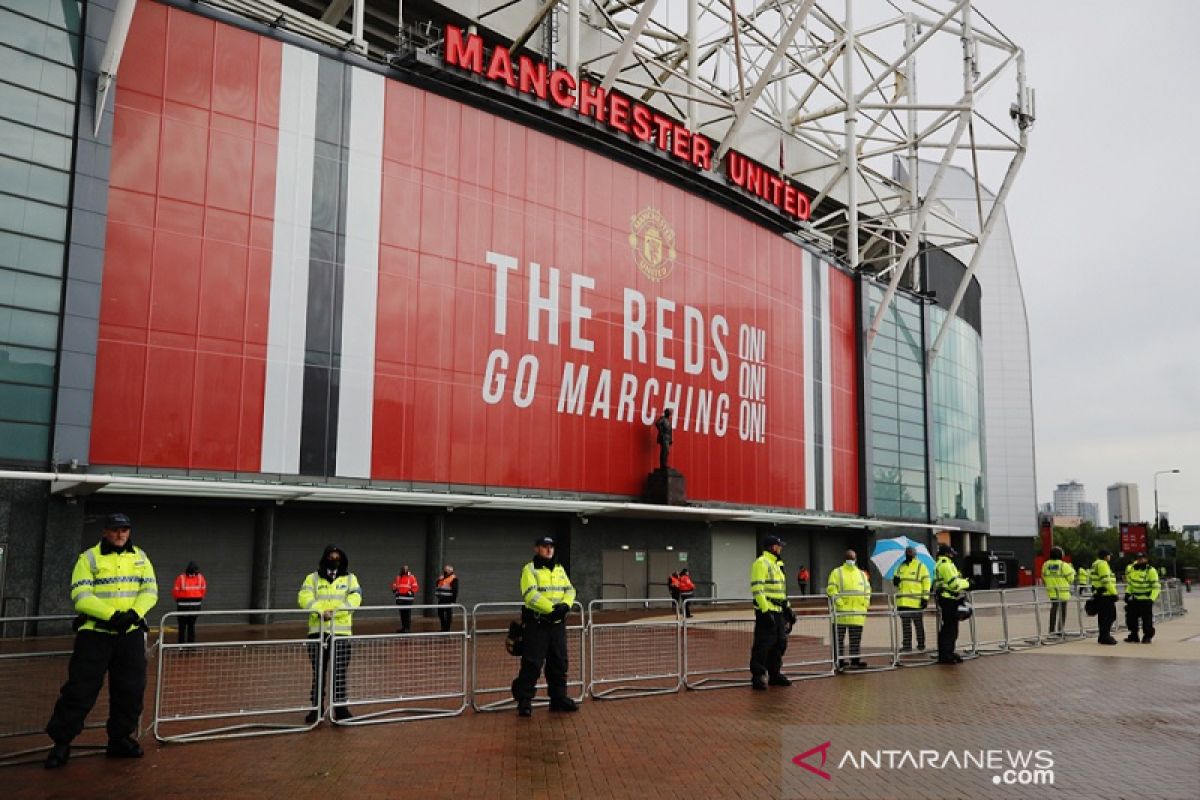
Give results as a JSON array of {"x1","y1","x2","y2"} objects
[
  {"x1": 299, "y1": 545, "x2": 362, "y2": 722},
  {"x1": 1041, "y1": 547, "x2": 1075, "y2": 636},
  {"x1": 1090, "y1": 549, "x2": 1119, "y2": 645},
  {"x1": 827, "y1": 550, "x2": 870, "y2": 669},
  {"x1": 512, "y1": 536, "x2": 578, "y2": 717},
  {"x1": 892, "y1": 547, "x2": 930, "y2": 652},
  {"x1": 44, "y1": 513, "x2": 157, "y2": 768},
  {"x1": 1123, "y1": 552, "x2": 1159, "y2": 644},
  {"x1": 933, "y1": 544, "x2": 970, "y2": 664},
  {"x1": 749, "y1": 535, "x2": 794, "y2": 689}
]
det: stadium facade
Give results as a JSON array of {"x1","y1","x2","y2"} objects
[{"x1": 0, "y1": 0, "x2": 1035, "y2": 618}]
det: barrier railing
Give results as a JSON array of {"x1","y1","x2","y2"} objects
[
  {"x1": 587, "y1": 599, "x2": 681, "y2": 699},
  {"x1": 782, "y1": 595, "x2": 838, "y2": 679},
  {"x1": 153, "y1": 609, "x2": 324, "y2": 743},
  {"x1": 469, "y1": 602, "x2": 585, "y2": 712},
  {"x1": 681, "y1": 598, "x2": 757, "y2": 690},
  {"x1": 829, "y1": 592, "x2": 895, "y2": 672},
  {"x1": 1002, "y1": 588, "x2": 1042, "y2": 649},
  {"x1": 0, "y1": 615, "x2": 119, "y2": 765},
  {"x1": 965, "y1": 590, "x2": 1007, "y2": 655},
  {"x1": 891, "y1": 593, "x2": 938, "y2": 666},
  {"x1": 328, "y1": 604, "x2": 468, "y2": 726},
  {"x1": 1032, "y1": 586, "x2": 1082, "y2": 642}
]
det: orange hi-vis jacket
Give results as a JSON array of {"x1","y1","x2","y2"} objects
[
  {"x1": 392, "y1": 573, "x2": 419, "y2": 600},
  {"x1": 172, "y1": 573, "x2": 207, "y2": 602},
  {"x1": 677, "y1": 574, "x2": 696, "y2": 593}
]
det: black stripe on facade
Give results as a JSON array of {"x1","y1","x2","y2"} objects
[{"x1": 300, "y1": 59, "x2": 351, "y2": 477}]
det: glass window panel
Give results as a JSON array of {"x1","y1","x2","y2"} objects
[
  {"x1": 873, "y1": 433, "x2": 898, "y2": 452},
  {"x1": 872, "y1": 415, "x2": 898, "y2": 435},
  {"x1": 0, "y1": 10, "x2": 80, "y2": 66},
  {"x1": 897, "y1": 388, "x2": 923, "y2": 409},
  {"x1": 0, "y1": 231, "x2": 63, "y2": 276},
  {"x1": 5, "y1": 0, "x2": 82, "y2": 32},
  {"x1": 0, "y1": 380, "x2": 51, "y2": 422},
  {"x1": 0, "y1": 194, "x2": 67, "y2": 239},
  {"x1": 0, "y1": 154, "x2": 69, "y2": 205},
  {"x1": 873, "y1": 449, "x2": 899, "y2": 467},
  {"x1": 0, "y1": 81, "x2": 73, "y2": 135},
  {"x1": 0, "y1": 305, "x2": 58, "y2": 347},
  {"x1": 874, "y1": 499, "x2": 901, "y2": 517},
  {"x1": 0, "y1": 117, "x2": 71, "y2": 169},
  {"x1": 0, "y1": 269, "x2": 60, "y2": 311},
  {"x1": 0, "y1": 44, "x2": 76, "y2": 99},
  {"x1": 0, "y1": 343, "x2": 54, "y2": 385},
  {"x1": 0, "y1": 418, "x2": 49, "y2": 460},
  {"x1": 898, "y1": 436, "x2": 925, "y2": 456}
]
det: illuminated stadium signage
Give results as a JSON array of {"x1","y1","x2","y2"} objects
[{"x1": 443, "y1": 25, "x2": 812, "y2": 222}]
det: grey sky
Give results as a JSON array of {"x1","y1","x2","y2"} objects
[{"x1": 985, "y1": 1, "x2": 1200, "y2": 526}]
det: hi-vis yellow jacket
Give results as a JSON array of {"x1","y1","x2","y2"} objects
[
  {"x1": 893, "y1": 559, "x2": 930, "y2": 609},
  {"x1": 827, "y1": 564, "x2": 870, "y2": 625},
  {"x1": 750, "y1": 551, "x2": 788, "y2": 613},
  {"x1": 520, "y1": 561, "x2": 576, "y2": 618},
  {"x1": 298, "y1": 572, "x2": 363, "y2": 635},
  {"x1": 1041, "y1": 559, "x2": 1076, "y2": 601},
  {"x1": 70, "y1": 542, "x2": 158, "y2": 634}
]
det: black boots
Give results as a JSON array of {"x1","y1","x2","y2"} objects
[
  {"x1": 43, "y1": 743, "x2": 70, "y2": 769},
  {"x1": 106, "y1": 736, "x2": 144, "y2": 758},
  {"x1": 549, "y1": 697, "x2": 578, "y2": 712}
]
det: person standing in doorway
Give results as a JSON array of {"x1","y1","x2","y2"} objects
[
  {"x1": 171, "y1": 561, "x2": 207, "y2": 644},
  {"x1": 434, "y1": 565, "x2": 459, "y2": 632},
  {"x1": 391, "y1": 565, "x2": 418, "y2": 633},
  {"x1": 796, "y1": 564, "x2": 811, "y2": 594}
]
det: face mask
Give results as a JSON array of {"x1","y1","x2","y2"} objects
[
  {"x1": 845, "y1": 560, "x2": 856, "y2": 568},
  {"x1": 322, "y1": 558, "x2": 341, "y2": 579}
]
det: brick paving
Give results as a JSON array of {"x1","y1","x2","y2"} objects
[{"x1": 11, "y1": 599, "x2": 1200, "y2": 800}]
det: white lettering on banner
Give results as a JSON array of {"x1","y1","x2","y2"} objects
[{"x1": 481, "y1": 250, "x2": 767, "y2": 445}]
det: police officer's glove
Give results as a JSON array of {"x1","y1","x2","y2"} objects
[
  {"x1": 892, "y1": 574, "x2": 902, "y2": 588},
  {"x1": 549, "y1": 603, "x2": 571, "y2": 622},
  {"x1": 104, "y1": 610, "x2": 138, "y2": 631},
  {"x1": 782, "y1": 606, "x2": 797, "y2": 625}
]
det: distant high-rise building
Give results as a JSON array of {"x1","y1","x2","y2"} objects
[
  {"x1": 1107, "y1": 483, "x2": 1141, "y2": 525},
  {"x1": 1078, "y1": 501, "x2": 1100, "y2": 527},
  {"x1": 1053, "y1": 481, "x2": 1087, "y2": 516},
  {"x1": 1039, "y1": 502, "x2": 1053, "y2": 515}
]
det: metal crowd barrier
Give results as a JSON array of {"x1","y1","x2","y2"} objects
[
  {"x1": 1002, "y1": 588, "x2": 1042, "y2": 649},
  {"x1": 681, "y1": 598, "x2": 758, "y2": 690},
  {"x1": 965, "y1": 590, "x2": 1007, "y2": 655},
  {"x1": 830, "y1": 592, "x2": 895, "y2": 672},
  {"x1": 891, "y1": 593, "x2": 938, "y2": 666},
  {"x1": 782, "y1": 595, "x2": 839, "y2": 679},
  {"x1": 469, "y1": 602, "x2": 585, "y2": 712},
  {"x1": 153, "y1": 609, "x2": 324, "y2": 743},
  {"x1": 587, "y1": 599, "x2": 681, "y2": 699},
  {"x1": 1033, "y1": 586, "x2": 1084, "y2": 642},
  {"x1": 0, "y1": 615, "x2": 118, "y2": 765},
  {"x1": 328, "y1": 604, "x2": 468, "y2": 726}
]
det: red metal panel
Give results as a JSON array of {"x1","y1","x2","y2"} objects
[
  {"x1": 92, "y1": 6, "x2": 279, "y2": 470},
  {"x1": 829, "y1": 268, "x2": 860, "y2": 514}
]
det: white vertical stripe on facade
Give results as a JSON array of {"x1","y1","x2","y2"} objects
[
  {"x1": 819, "y1": 258, "x2": 834, "y2": 511},
  {"x1": 261, "y1": 44, "x2": 318, "y2": 474},
  {"x1": 335, "y1": 68, "x2": 385, "y2": 479},
  {"x1": 801, "y1": 251, "x2": 816, "y2": 510}
]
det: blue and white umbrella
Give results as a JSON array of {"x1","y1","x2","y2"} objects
[{"x1": 870, "y1": 536, "x2": 936, "y2": 580}]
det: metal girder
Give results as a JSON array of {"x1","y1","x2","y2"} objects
[{"x1": 600, "y1": 0, "x2": 662, "y2": 91}]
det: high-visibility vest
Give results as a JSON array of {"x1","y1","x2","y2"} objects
[
  {"x1": 173, "y1": 573, "x2": 206, "y2": 600},
  {"x1": 750, "y1": 551, "x2": 787, "y2": 613},
  {"x1": 435, "y1": 574, "x2": 457, "y2": 600},
  {"x1": 827, "y1": 564, "x2": 870, "y2": 625},
  {"x1": 1041, "y1": 560, "x2": 1075, "y2": 600},
  {"x1": 392, "y1": 573, "x2": 418, "y2": 600},
  {"x1": 933, "y1": 556, "x2": 969, "y2": 600},
  {"x1": 521, "y1": 561, "x2": 575, "y2": 618},
  {"x1": 1076, "y1": 568, "x2": 1090, "y2": 587},
  {"x1": 668, "y1": 574, "x2": 681, "y2": 590},
  {"x1": 71, "y1": 543, "x2": 158, "y2": 634},
  {"x1": 1090, "y1": 559, "x2": 1117, "y2": 596},
  {"x1": 893, "y1": 559, "x2": 930, "y2": 609},
  {"x1": 298, "y1": 572, "x2": 362, "y2": 635},
  {"x1": 678, "y1": 575, "x2": 695, "y2": 593},
  {"x1": 1124, "y1": 564, "x2": 1160, "y2": 601}
]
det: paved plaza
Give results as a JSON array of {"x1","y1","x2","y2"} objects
[{"x1": 12, "y1": 595, "x2": 1200, "y2": 800}]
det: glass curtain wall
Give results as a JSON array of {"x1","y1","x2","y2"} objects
[
  {"x1": 929, "y1": 305, "x2": 987, "y2": 523},
  {"x1": 0, "y1": 0, "x2": 81, "y2": 462},
  {"x1": 866, "y1": 284, "x2": 928, "y2": 520}
]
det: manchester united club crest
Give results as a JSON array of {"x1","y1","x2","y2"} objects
[{"x1": 628, "y1": 207, "x2": 677, "y2": 281}]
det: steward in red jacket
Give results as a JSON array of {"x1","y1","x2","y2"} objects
[{"x1": 172, "y1": 562, "x2": 207, "y2": 643}]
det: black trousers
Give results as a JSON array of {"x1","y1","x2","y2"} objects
[
  {"x1": 396, "y1": 599, "x2": 414, "y2": 631},
  {"x1": 309, "y1": 634, "x2": 350, "y2": 707},
  {"x1": 835, "y1": 624, "x2": 863, "y2": 665},
  {"x1": 437, "y1": 600, "x2": 454, "y2": 632},
  {"x1": 46, "y1": 629, "x2": 146, "y2": 745},
  {"x1": 898, "y1": 609, "x2": 925, "y2": 649},
  {"x1": 512, "y1": 618, "x2": 569, "y2": 703},
  {"x1": 749, "y1": 610, "x2": 789, "y2": 680},
  {"x1": 1095, "y1": 595, "x2": 1117, "y2": 642},
  {"x1": 176, "y1": 602, "x2": 201, "y2": 644},
  {"x1": 1125, "y1": 598, "x2": 1154, "y2": 641},
  {"x1": 937, "y1": 597, "x2": 960, "y2": 660},
  {"x1": 1048, "y1": 599, "x2": 1067, "y2": 633}
]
